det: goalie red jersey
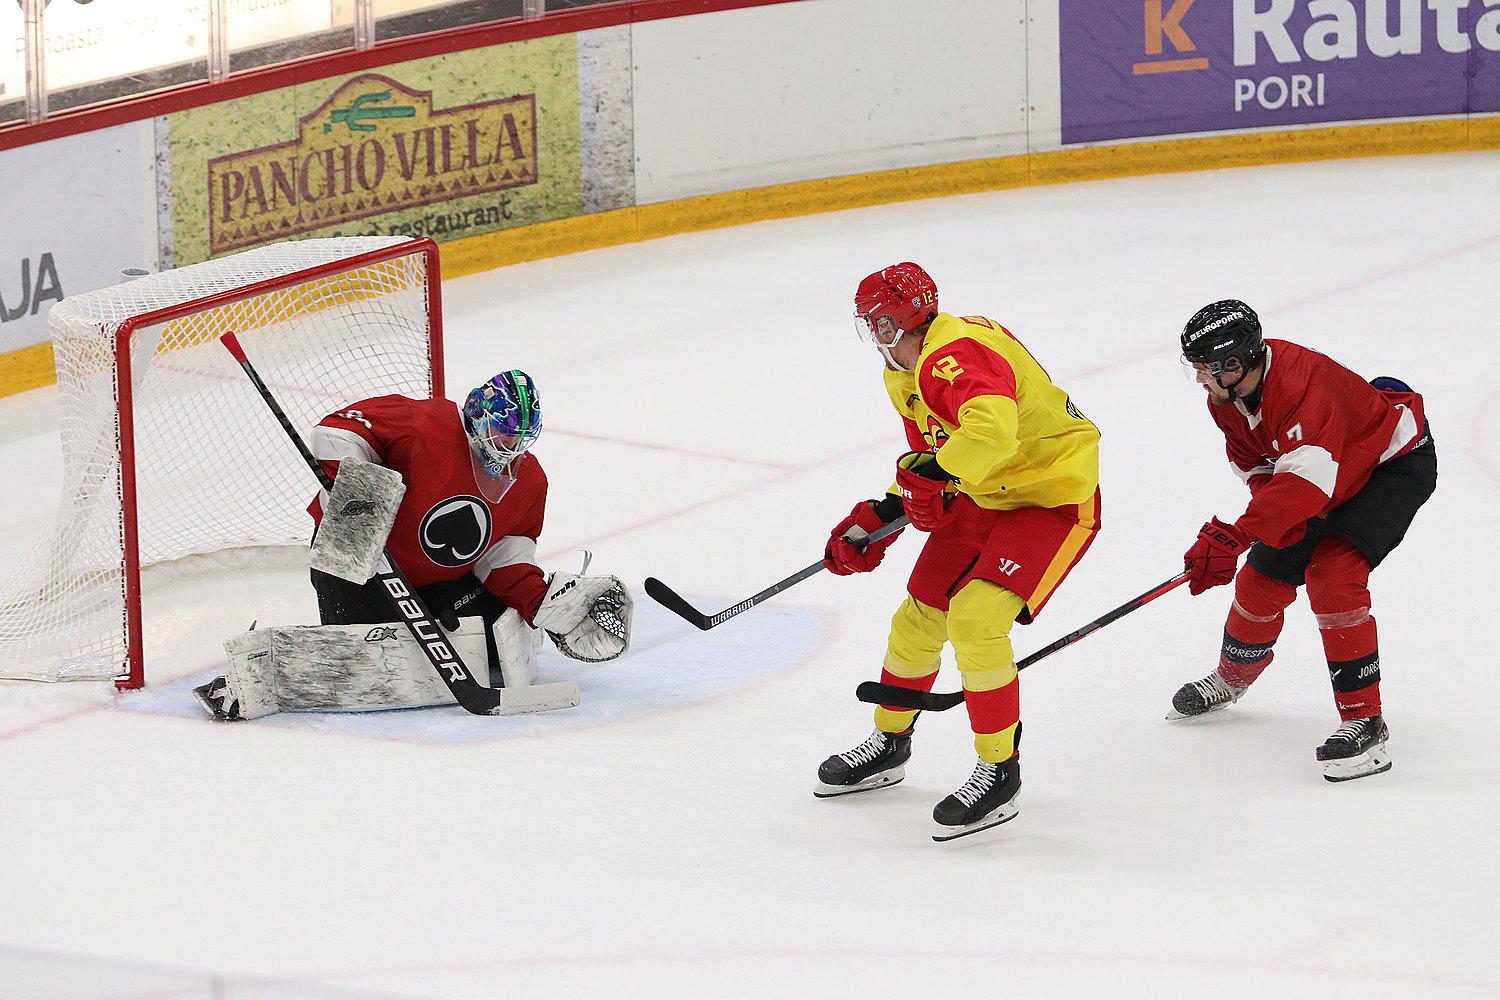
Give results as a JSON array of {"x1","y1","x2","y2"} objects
[
  {"x1": 1212, "y1": 339, "x2": 1426, "y2": 548},
  {"x1": 309, "y1": 394, "x2": 550, "y2": 620}
]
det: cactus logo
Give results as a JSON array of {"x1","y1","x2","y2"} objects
[{"x1": 1060, "y1": 0, "x2": 1500, "y2": 144}]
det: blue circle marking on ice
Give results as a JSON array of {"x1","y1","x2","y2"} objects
[{"x1": 129, "y1": 594, "x2": 825, "y2": 743}]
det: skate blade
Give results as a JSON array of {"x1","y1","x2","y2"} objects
[
  {"x1": 1165, "y1": 704, "x2": 1233, "y2": 722},
  {"x1": 494, "y1": 681, "x2": 581, "y2": 716},
  {"x1": 813, "y1": 766, "x2": 906, "y2": 799},
  {"x1": 932, "y1": 800, "x2": 1020, "y2": 842},
  {"x1": 1322, "y1": 743, "x2": 1392, "y2": 782}
]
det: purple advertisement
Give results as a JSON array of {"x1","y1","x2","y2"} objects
[{"x1": 1060, "y1": 1, "x2": 1500, "y2": 145}]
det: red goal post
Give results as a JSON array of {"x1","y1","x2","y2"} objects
[{"x1": 0, "y1": 237, "x2": 444, "y2": 689}]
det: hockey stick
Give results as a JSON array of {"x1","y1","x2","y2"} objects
[
  {"x1": 645, "y1": 515, "x2": 911, "y2": 630},
  {"x1": 856, "y1": 571, "x2": 1192, "y2": 712},
  {"x1": 220, "y1": 332, "x2": 576, "y2": 717}
]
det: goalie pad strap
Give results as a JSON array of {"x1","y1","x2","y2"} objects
[{"x1": 309, "y1": 459, "x2": 406, "y2": 584}]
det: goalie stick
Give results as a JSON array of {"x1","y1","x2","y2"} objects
[
  {"x1": 856, "y1": 571, "x2": 1192, "y2": 712},
  {"x1": 645, "y1": 516, "x2": 911, "y2": 630},
  {"x1": 220, "y1": 331, "x2": 574, "y2": 717}
]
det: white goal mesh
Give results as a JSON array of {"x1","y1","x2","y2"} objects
[{"x1": 0, "y1": 237, "x2": 441, "y2": 686}]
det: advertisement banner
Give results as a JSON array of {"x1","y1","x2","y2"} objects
[
  {"x1": 1060, "y1": 1, "x2": 1500, "y2": 145},
  {"x1": 166, "y1": 35, "x2": 582, "y2": 266},
  {"x1": 0, "y1": 123, "x2": 153, "y2": 354}
]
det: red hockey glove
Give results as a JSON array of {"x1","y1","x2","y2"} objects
[
  {"x1": 1183, "y1": 517, "x2": 1253, "y2": 596},
  {"x1": 895, "y1": 451, "x2": 957, "y2": 532},
  {"x1": 824, "y1": 500, "x2": 904, "y2": 576}
]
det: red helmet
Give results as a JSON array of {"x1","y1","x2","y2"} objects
[{"x1": 853, "y1": 262, "x2": 938, "y2": 346}]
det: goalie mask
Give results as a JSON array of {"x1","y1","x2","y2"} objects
[{"x1": 463, "y1": 370, "x2": 542, "y2": 502}]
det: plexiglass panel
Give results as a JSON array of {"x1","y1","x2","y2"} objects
[
  {"x1": 42, "y1": 2, "x2": 206, "y2": 115},
  {"x1": 0, "y1": 2, "x2": 25, "y2": 125},
  {"x1": 1, "y1": 0, "x2": 632, "y2": 125},
  {"x1": 373, "y1": 0, "x2": 524, "y2": 42},
  {"x1": 230, "y1": 0, "x2": 353, "y2": 74}
]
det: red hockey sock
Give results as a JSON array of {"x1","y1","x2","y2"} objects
[
  {"x1": 1219, "y1": 566, "x2": 1294, "y2": 689},
  {"x1": 1307, "y1": 538, "x2": 1381, "y2": 720},
  {"x1": 877, "y1": 665, "x2": 937, "y2": 694},
  {"x1": 964, "y1": 678, "x2": 1020, "y2": 742},
  {"x1": 872, "y1": 666, "x2": 937, "y2": 733}
]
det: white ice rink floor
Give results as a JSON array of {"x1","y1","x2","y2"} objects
[{"x1": 1, "y1": 150, "x2": 1497, "y2": 1000}]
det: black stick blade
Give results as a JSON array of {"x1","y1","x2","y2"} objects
[
  {"x1": 855, "y1": 681, "x2": 965, "y2": 712},
  {"x1": 643, "y1": 577, "x2": 713, "y2": 630}
]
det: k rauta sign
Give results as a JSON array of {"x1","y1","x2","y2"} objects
[{"x1": 1060, "y1": 0, "x2": 1500, "y2": 144}]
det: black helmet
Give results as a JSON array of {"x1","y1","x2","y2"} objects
[{"x1": 1181, "y1": 300, "x2": 1264, "y2": 375}]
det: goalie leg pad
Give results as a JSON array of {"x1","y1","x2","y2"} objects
[
  {"x1": 309, "y1": 459, "x2": 406, "y2": 584},
  {"x1": 221, "y1": 628, "x2": 279, "y2": 721},
  {"x1": 493, "y1": 607, "x2": 538, "y2": 689},
  {"x1": 491, "y1": 608, "x2": 580, "y2": 714},
  {"x1": 220, "y1": 620, "x2": 490, "y2": 717}
]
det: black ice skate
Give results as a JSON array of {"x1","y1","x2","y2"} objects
[
  {"x1": 814, "y1": 728, "x2": 912, "y2": 798},
  {"x1": 193, "y1": 675, "x2": 242, "y2": 722},
  {"x1": 932, "y1": 755, "x2": 1021, "y2": 842},
  {"x1": 1316, "y1": 715, "x2": 1391, "y2": 782},
  {"x1": 1167, "y1": 669, "x2": 1246, "y2": 720}
]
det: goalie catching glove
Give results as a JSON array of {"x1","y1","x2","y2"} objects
[{"x1": 532, "y1": 551, "x2": 633, "y2": 662}]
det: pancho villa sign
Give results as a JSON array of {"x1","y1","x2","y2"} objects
[{"x1": 208, "y1": 74, "x2": 538, "y2": 255}]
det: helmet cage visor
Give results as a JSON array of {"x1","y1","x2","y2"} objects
[
  {"x1": 466, "y1": 411, "x2": 540, "y2": 479},
  {"x1": 464, "y1": 413, "x2": 538, "y2": 503},
  {"x1": 853, "y1": 309, "x2": 905, "y2": 348},
  {"x1": 1181, "y1": 353, "x2": 1248, "y2": 380}
]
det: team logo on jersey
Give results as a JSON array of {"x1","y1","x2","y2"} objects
[
  {"x1": 930, "y1": 355, "x2": 965, "y2": 383},
  {"x1": 418, "y1": 496, "x2": 492, "y2": 568},
  {"x1": 922, "y1": 417, "x2": 950, "y2": 451}
]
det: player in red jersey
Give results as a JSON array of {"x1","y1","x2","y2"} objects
[
  {"x1": 1171, "y1": 300, "x2": 1437, "y2": 781},
  {"x1": 813, "y1": 262, "x2": 1102, "y2": 841},
  {"x1": 193, "y1": 371, "x2": 630, "y2": 721},
  {"x1": 307, "y1": 372, "x2": 551, "y2": 630}
]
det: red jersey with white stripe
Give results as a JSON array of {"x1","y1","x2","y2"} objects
[
  {"x1": 308, "y1": 395, "x2": 549, "y2": 620},
  {"x1": 1213, "y1": 340, "x2": 1426, "y2": 548}
]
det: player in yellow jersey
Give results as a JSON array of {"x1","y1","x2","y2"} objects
[{"x1": 814, "y1": 262, "x2": 1102, "y2": 841}]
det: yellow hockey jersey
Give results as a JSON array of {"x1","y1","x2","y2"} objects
[{"x1": 882, "y1": 312, "x2": 1099, "y2": 510}]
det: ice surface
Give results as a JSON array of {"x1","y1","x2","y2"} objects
[{"x1": 1, "y1": 151, "x2": 1497, "y2": 999}]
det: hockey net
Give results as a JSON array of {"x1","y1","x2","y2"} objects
[{"x1": 0, "y1": 237, "x2": 443, "y2": 688}]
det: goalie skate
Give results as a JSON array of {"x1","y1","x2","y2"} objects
[
  {"x1": 192, "y1": 675, "x2": 241, "y2": 722},
  {"x1": 1317, "y1": 716, "x2": 1392, "y2": 782}
]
